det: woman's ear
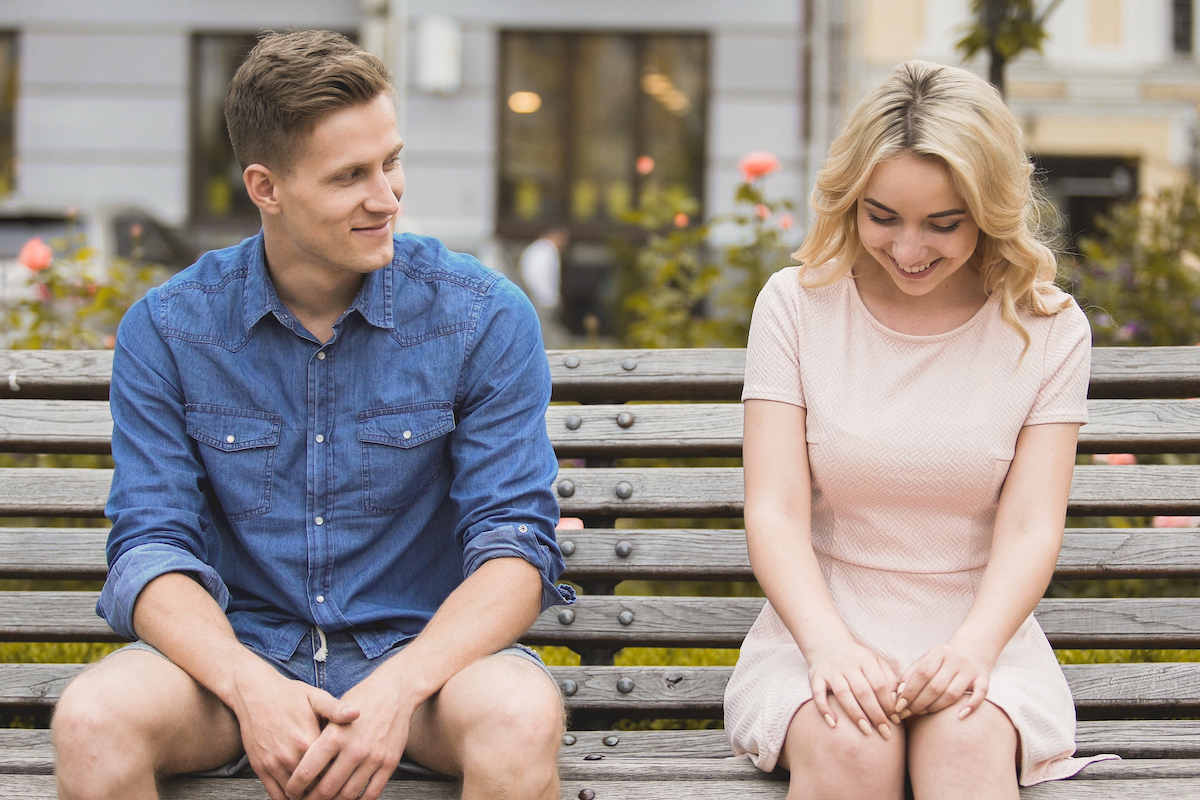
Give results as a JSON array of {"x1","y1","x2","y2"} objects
[{"x1": 243, "y1": 164, "x2": 281, "y2": 215}]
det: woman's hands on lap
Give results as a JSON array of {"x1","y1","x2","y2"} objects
[
  {"x1": 896, "y1": 641, "x2": 991, "y2": 721},
  {"x1": 808, "y1": 641, "x2": 900, "y2": 739}
]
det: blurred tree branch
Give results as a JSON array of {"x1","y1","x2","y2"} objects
[{"x1": 956, "y1": 0, "x2": 1065, "y2": 97}]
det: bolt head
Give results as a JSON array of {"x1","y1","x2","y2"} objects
[
  {"x1": 618, "y1": 610, "x2": 634, "y2": 626},
  {"x1": 557, "y1": 480, "x2": 576, "y2": 498},
  {"x1": 579, "y1": 787, "x2": 598, "y2": 798},
  {"x1": 565, "y1": 355, "x2": 581, "y2": 369},
  {"x1": 616, "y1": 677, "x2": 634, "y2": 693},
  {"x1": 603, "y1": 735, "x2": 620, "y2": 747},
  {"x1": 562, "y1": 733, "x2": 577, "y2": 745},
  {"x1": 557, "y1": 608, "x2": 576, "y2": 625},
  {"x1": 621, "y1": 358, "x2": 637, "y2": 371},
  {"x1": 616, "y1": 411, "x2": 634, "y2": 428},
  {"x1": 614, "y1": 540, "x2": 633, "y2": 558},
  {"x1": 565, "y1": 415, "x2": 582, "y2": 430},
  {"x1": 561, "y1": 679, "x2": 578, "y2": 696},
  {"x1": 560, "y1": 540, "x2": 576, "y2": 556},
  {"x1": 614, "y1": 481, "x2": 633, "y2": 499}
]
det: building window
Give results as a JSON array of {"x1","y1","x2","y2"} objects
[
  {"x1": 497, "y1": 31, "x2": 708, "y2": 239},
  {"x1": 0, "y1": 32, "x2": 17, "y2": 197},
  {"x1": 1034, "y1": 155, "x2": 1138, "y2": 249},
  {"x1": 191, "y1": 34, "x2": 259, "y2": 225},
  {"x1": 1174, "y1": 0, "x2": 1194, "y2": 55}
]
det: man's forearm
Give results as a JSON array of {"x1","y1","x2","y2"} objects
[
  {"x1": 132, "y1": 572, "x2": 282, "y2": 708},
  {"x1": 371, "y1": 557, "x2": 544, "y2": 708}
]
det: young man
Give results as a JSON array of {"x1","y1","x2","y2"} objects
[{"x1": 53, "y1": 30, "x2": 572, "y2": 800}]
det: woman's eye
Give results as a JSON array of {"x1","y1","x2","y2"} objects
[
  {"x1": 867, "y1": 213, "x2": 895, "y2": 224},
  {"x1": 932, "y1": 222, "x2": 962, "y2": 232}
]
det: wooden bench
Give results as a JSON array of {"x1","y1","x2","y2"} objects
[{"x1": 2, "y1": 345, "x2": 1200, "y2": 799}]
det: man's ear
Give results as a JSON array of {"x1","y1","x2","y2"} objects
[{"x1": 244, "y1": 164, "x2": 282, "y2": 215}]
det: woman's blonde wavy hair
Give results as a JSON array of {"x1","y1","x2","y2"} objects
[{"x1": 795, "y1": 60, "x2": 1071, "y2": 347}]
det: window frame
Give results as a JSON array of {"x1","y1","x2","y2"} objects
[{"x1": 494, "y1": 29, "x2": 709, "y2": 242}]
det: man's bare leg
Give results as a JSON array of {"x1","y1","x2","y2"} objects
[
  {"x1": 405, "y1": 652, "x2": 564, "y2": 800},
  {"x1": 53, "y1": 649, "x2": 243, "y2": 800}
]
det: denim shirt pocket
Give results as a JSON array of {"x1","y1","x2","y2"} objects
[
  {"x1": 358, "y1": 401, "x2": 456, "y2": 515},
  {"x1": 185, "y1": 404, "x2": 282, "y2": 521}
]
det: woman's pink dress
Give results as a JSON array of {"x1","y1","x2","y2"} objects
[{"x1": 723, "y1": 268, "x2": 1118, "y2": 785}]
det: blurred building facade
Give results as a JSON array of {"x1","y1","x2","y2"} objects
[{"x1": 0, "y1": 0, "x2": 1196, "y2": 263}]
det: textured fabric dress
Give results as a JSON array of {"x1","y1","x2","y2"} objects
[{"x1": 723, "y1": 268, "x2": 1118, "y2": 786}]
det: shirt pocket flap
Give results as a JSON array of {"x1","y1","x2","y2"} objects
[
  {"x1": 185, "y1": 405, "x2": 282, "y2": 452},
  {"x1": 357, "y1": 403, "x2": 455, "y2": 449}
]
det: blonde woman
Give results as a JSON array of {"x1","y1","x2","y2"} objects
[{"x1": 723, "y1": 61, "x2": 1116, "y2": 798}]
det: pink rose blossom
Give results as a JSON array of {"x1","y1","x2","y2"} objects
[
  {"x1": 778, "y1": 213, "x2": 795, "y2": 230},
  {"x1": 739, "y1": 151, "x2": 780, "y2": 183},
  {"x1": 674, "y1": 212, "x2": 689, "y2": 228},
  {"x1": 636, "y1": 156, "x2": 655, "y2": 175},
  {"x1": 17, "y1": 237, "x2": 53, "y2": 273},
  {"x1": 1152, "y1": 516, "x2": 1200, "y2": 528},
  {"x1": 1093, "y1": 453, "x2": 1137, "y2": 465},
  {"x1": 754, "y1": 203, "x2": 770, "y2": 220}
]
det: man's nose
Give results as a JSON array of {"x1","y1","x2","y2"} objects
[{"x1": 365, "y1": 169, "x2": 401, "y2": 215}]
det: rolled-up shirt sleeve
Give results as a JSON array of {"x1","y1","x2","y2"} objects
[
  {"x1": 451, "y1": 275, "x2": 575, "y2": 611},
  {"x1": 97, "y1": 296, "x2": 232, "y2": 639}
]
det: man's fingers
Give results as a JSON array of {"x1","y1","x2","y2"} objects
[
  {"x1": 310, "y1": 690, "x2": 359, "y2": 725},
  {"x1": 285, "y1": 729, "x2": 340, "y2": 800}
]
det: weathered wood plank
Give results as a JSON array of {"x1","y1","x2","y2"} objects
[
  {"x1": 10, "y1": 592, "x2": 1200, "y2": 649},
  {"x1": 0, "y1": 350, "x2": 113, "y2": 401},
  {"x1": 1089, "y1": 346, "x2": 1200, "y2": 400},
  {"x1": 6, "y1": 527, "x2": 1200, "y2": 582},
  {"x1": 547, "y1": 349, "x2": 746, "y2": 402},
  {"x1": 7, "y1": 397, "x2": 1199, "y2": 458},
  {"x1": 0, "y1": 468, "x2": 112, "y2": 517}
]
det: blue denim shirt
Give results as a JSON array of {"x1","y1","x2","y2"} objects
[{"x1": 98, "y1": 232, "x2": 574, "y2": 660}]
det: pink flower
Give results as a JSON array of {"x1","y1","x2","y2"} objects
[
  {"x1": 636, "y1": 155, "x2": 655, "y2": 175},
  {"x1": 556, "y1": 517, "x2": 584, "y2": 530},
  {"x1": 1093, "y1": 453, "x2": 1137, "y2": 465},
  {"x1": 778, "y1": 213, "x2": 795, "y2": 230},
  {"x1": 1152, "y1": 516, "x2": 1200, "y2": 528},
  {"x1": 17, "y1": 237, "x2": 53, "y2": 272},
  {"x1": 674, "y1": 212, "x2": 689, "y2": 228},
  {"x1": 33, "y1": 282, "x2": 53, "y2": 303},
  {"x1": 754, "y1": 203, "x2": 770, "y2": 220},
  {"x1": 739, "y1": 151, "x2": 780, "y2": 183}
]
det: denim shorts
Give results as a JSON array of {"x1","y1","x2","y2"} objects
[{"x1": 112, "y1": 628, "x2": 554, "y2": 777}]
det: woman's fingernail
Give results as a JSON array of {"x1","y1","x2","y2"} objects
[
  {"x1": 959, "y1": 705, "x2": 973, "y2": 720},
  {"x1": 877, "y1": 723, "x2": 892, "y2": 740},
  {"x1": 894, "y1": 698, "x2": 908, "y2": 713},
  {"x1": 897, "y1": 682, "x2": 906, "y2": 695},
  {"x1": 857, "y1": 718, "x2": 873, "y2": 736},
  {"x1": 891, "y1": 690, "x2": 897, "y2": 699},
  {"x1": 900, "y1": 710, "x2": 912, "y2": 720},
  {"x1": 889, "y1": 714, "x2": 901, "y2": 725},
  {"x1": 824, "y1": 713, "x2": 836, "y2": 728}
]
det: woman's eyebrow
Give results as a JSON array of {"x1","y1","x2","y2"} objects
[{"x1": 864, "y1": 198, "x2": 966, "y2": 218}]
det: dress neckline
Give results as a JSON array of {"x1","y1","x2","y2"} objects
[{"x1": 846, "y1": 275, "x2": 998, "y2": 343}]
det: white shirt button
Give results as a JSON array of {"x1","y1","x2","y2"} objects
[
  {"x1": 317, "y1": 352, "x2": 326, "y2": 360},
  {"x1": 225, "y1": 435, "x2": 235, "y2": 444},
  {"x1": 316, "y1": 595, "x2": 325, "y2": 603},
  {"x1": 518, "y1": 524, "x2": 529, "y2": 533},
  {"x1": 403, "y1": 430, "x2": 412, "y2": 440},
  {"x1": 315, "y1": 434, "x2": 325, "y2": 443},
  {"x1": 315, "y1": 516, "x2": 324, "y2": 525}
]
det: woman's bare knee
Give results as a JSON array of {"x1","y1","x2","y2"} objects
[
  {"x1": 781, "y1": 698, "x2": 906, "y2": 800},
  {"x1": 907, "y1": 699, "x2": 1019, "y2": 800}
]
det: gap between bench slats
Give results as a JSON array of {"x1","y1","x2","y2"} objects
[
  {"x1": 7, "y1": 592, "x2": 1200, "y2": 649},
  {"x1": 5, "y1": 398, "x2": 1200, "y2": 456},
  {"x1": 3, "y1": 528, "x2": 1200, "y2": 581},
  {"x1": 3, "y1": 465, "x2": 1198, "y2": 518},
  {"x1": 4, "y1": 662, "x2": 1200, "y2": 716}
]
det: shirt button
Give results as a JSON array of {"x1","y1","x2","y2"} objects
[
  {"x1": 225, "y1": 435, "x2": 235, "y2": 444},
  {"x1": 317, "y1": 352, "x2": 326, "y2": 360},
  {"x1": 315, "y1": 434, "x2": 325, "y2": 443},
  {"x1": 315, "y1": 516, "x2": 324, "y2": 525},
  {"x1": 518, "y1": 524, "x2": 529, "y2": 533},
  {"x1": 403, "y1": 430, "x2": 412, "y2": 440},
  {"x1": 316, "y1": 595, "x2": 325, "y2": 603}
]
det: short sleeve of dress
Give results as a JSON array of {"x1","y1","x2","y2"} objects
[
  {"x1": 1025, "y1": 301, "x2": 1092, "y2": 426},
  {"x1": 742, "y1": 270, "x2": 805, "y2": 408}
]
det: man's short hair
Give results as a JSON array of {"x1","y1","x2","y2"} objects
[{"x1": 225, "y1": 29, "x2": 394, "y2": 174}]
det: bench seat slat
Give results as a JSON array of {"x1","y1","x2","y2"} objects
[
  {"x1": 6, "y1": 398, "x2": 1200, "y2": 457},
  {"x1": 0, "y1": 351, "x2": 112, "y2": 402},
  {"x1": 5, "y1": 527, "x2": 1200, "y2": 582},
  {"x1": 5, "y1": 662, "x2": 1200, "y2": 715},
  {"x1": 4, "y1": 464, "x2": 1198, "y2": 519},
  {"x1": 9, "y1": 590, "x2": 1200, "y2": 648}
]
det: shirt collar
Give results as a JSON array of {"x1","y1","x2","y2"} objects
[{"x1": 240, "y1": 232, "x2": 397, "y2": 333}]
